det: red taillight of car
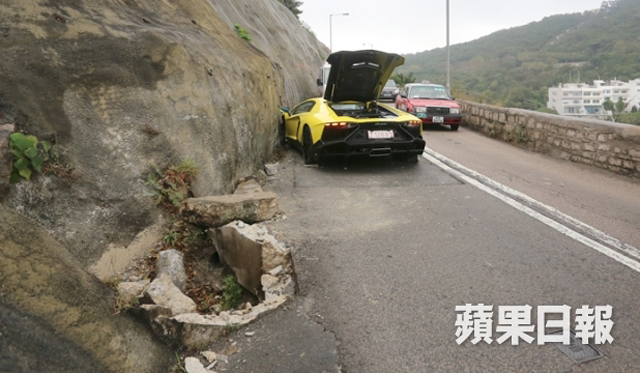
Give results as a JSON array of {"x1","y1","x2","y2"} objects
[
  {"x1": 325, "y1": 122, "x2": 355, "y2": 128},
  {"x1": 406, "y1": 120, "x2": 421, "y2": 127}
]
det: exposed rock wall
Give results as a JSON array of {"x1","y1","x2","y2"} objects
[
  {"x1": 0, "y1": 0, "x2": 327, "y2": 371},
  {"x1": 459, "y1": 101, "x2": 640, "y2": 178},
  {"x1": 0, "y1": 205, "x2": 172, "y2": 373},
  {"x1": 0, "y1": 0, "x2": 327, "y2": 266}
]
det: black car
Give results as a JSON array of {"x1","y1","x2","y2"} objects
[{"x1": 379, "y1": 79, "x2": 400, "y2": 101}]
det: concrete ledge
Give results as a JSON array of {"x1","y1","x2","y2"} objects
[{"x1": 459, "y1": 100, "x2": 640, "y2": 178}]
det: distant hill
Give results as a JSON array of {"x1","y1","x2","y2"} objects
[{"x1": 397, "y1": 0, "x2": 640, "y2": 110}]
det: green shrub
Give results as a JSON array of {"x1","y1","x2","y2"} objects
[
  {"x1": 9, "y1": 132, "x2": 51, "y2": 183},
  {"x1": 220, "y1": 275, "x2": 243, "y2": 311},
  {"x1": 234, "y1": 24, "x2": 252, "y2": 42}
]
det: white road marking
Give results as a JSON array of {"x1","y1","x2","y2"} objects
[{"x1": 422, "y1": 148, "x2": 640, "y2": 273}]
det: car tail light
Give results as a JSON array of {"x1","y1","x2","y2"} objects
[
  {"x1": 405, "y1": 120, "x2": 421, "y2": 127},
  {"x1": 325, "y1": 122, "x2": 356, "y2": 128}
]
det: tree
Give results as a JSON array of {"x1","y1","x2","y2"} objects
[
  {"x1": 282, "y1": 0, "x2": 303, "y2": 19},
  {"x1": 615, "y1": 96, "x2": 626, "y2": 114},
  {"x1": 390, "y1": 72, "x2": 416, "y2": 87},
  {"x1": 604, "y1": 97, "x2": 629, "y2": 122},
  {"x1": 632, "y1": 105, "x2": 638, "y2": 113}
]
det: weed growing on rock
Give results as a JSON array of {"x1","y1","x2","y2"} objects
[
  {"x1": 234, "y1": 24, "x2": 252, "y2": 42},
  {"x1": 220, "y1": 275, "x2": 243, "y2": 311},
  {"x1": 163, "y1": 226, "x2": 180, "y2": 246},
  {"x1": 146, "y1": 159, "x2": 200, "y2": 210},
  {"x1": 9, "y1": 132, "x2": 50, "y2": 182}
]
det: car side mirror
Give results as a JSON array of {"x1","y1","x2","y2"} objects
[
  {"x1": 317, "y1": 78, "x2": 322, "y2": 86},
  {"x1": 280, "y1": 107, "x2": 290, "y2": 113},
  {"x1": 400, "y1": 94, "x2": 407, "y2": 98}
]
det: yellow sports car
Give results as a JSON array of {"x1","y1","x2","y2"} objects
[{"x1": 279, "y1": 50, "x2": 425, "y2": 164}]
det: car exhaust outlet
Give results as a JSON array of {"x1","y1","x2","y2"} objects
[{"x1": 370, "y1": 148, "x2": 392, "y2": 157}]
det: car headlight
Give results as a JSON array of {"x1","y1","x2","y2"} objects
[
  {"x1": 393, "y1": 89, "x2": 400, "y2": 94},
  {"x1": 415, "y1": 107, "x2": 427, "y2": 113},
  {"x1": 450, "y1": 108, "x2": 460, "y2": 114}
]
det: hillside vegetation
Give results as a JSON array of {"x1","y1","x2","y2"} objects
[{"x1": 397, "y1": 0, "x2": 640, "y2": 111}]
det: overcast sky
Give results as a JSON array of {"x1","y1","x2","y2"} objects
[{"x1": 299, "y1": 0, "x2": 605, "y2": 55}]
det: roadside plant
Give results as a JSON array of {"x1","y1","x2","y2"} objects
[
  {"x1": 234, "y1": 24, "x2": 252, "y2": 42},
  {"x1": 9, "y1": 132, "x2": 51, "y2": 183},
  {"x1": 146, "y1": 159, "x2": 200, "y2": 209},
  {"x1": 220, "y1": 275, "x2": 243, "y2": 311},
  {"x1": 163, "y1": 227, "x2": 180, "y2": 246}
]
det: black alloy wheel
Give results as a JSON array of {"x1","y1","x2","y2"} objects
[{"x1": 302, "y1": 127, "x2": 315, "y2": 164}]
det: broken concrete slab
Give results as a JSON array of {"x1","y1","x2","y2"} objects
[
  {"x1": 146, "y1": 273, "x2": 197, "y2": 316},
  {"x1": 261, "y1": 274, "x2": 295, "y2": 302},
  {"x1": 156, "y1": 249, "x2": 187, "y2": 292},
  {"x1": 209, "y1": 222, "x2": 292, "y2": 299},
  {"x1": 162, "y1": 296, "x2": 287, "y2": 348},
  {"x1": 180, "y1": 192, "x2": 279, "y2": 228}
]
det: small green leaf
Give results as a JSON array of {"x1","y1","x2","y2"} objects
[
  {"x1": 9, "y1": 133, "x2": 31, "y2": 151},
  {"x1": 31, "y1": 155, "x2": 43, "y2": 172},
  {"x1": 19, "y1": 167, "x2": 32, "y2": 180},
  {"x1": 25, "y1": 135, "x2": 38, "y2": 147},
  {"x1": 41, "y1": 141, "x2": 52, "y2": 152},
  {"x1": 10, "y1": 172, "x2": 20, "y2": 184},
  {"x1": 23, "y1": 146, "x2": 38, "y2": 159},
  {"x1": 14, "y1": 157, "x2": 30, "y2": 171},
  {"x1": 12, "y1": 149, "x2": 22, "y2": 158}
]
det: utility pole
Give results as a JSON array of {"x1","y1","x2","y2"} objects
[{"x1": 446, "y1": 0, "x2": 451, "y2": 94}]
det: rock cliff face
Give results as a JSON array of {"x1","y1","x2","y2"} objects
[
  {"x1": 0, "y1": 0, "x2": 326, "y2": 266},
  {"x1": 0, "y1": 0, "x2": 327, "y2": 371}
]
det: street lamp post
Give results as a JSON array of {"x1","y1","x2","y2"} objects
[
  {"x1": 329, "y1": 13, "x2": 349, "y2": 52},
  {"x1": 446, "y1": 0, "x2": 451, "y2": 94}
]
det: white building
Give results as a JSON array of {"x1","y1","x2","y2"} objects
[{"x1": 548, "y1": 79, "x2": 640, "y2": 118}]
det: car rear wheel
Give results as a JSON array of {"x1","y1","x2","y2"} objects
[
  {"x1": 278, "y1": 116, "x2": 286, "y2": 146},
  {"x1": 302, "y1": 127, "x2": 315, "y2": 165},
  {"x1": 451, "y1": 124, "x2": 459, "y2": 131}
]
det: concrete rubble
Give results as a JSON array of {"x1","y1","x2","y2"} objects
[
  {"x1": 233, "y1": 179, "x2": 263, "y2": 195},
  {"x1": 156, "y1": 249, "x2": 188, "y2": 291},
  {"x1": 209, "y1": 221, "x2": 293, "y2": 300},
  {"x1": 117, "y1": 280, "x2": 150, "y2": 308},
  {"x1": 180, "y1": 192, "x2": 279, "y2": 228},
  {"x1": 264, "y1": 162, "x2": 279, "y2": 176},
  {"x1": 146, "y1": 273, "x2": 198, "y2": 316},
  {"x1": 185, "y1": 357, "x2": 209, "y2": 373},
  {"x1": 112, "y1": 177, "x2": 295, "y2": 356}
]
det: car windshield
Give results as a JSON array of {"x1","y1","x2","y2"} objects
[
  {"x1": 409, "y1": 86, "x2": 450, "y2": 99},
  {"x1": 384, "y1": 80, "x2": 397, "y2": 88}
]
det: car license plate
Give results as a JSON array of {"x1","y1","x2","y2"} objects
[
  {"x1": 417, "y1": 113, "x2": 426, "y2": 118},
  {"x1": 433, "y1": 116, "x2": 444, "y2": 123},
  {"x1": 367, "y1": 130, "x2": 394, "y2": 139}
]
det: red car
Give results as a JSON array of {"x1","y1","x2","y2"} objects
[{"x1": 395, "y1": 83, "x2": 462, "y2": 131}]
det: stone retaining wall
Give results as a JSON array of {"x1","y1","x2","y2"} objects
[{"x1": 459, "y1": 101, "x2": 640, "y2": 178}]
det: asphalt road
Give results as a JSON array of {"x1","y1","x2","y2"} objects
[{"x1": 228, "y1": 123, "x2": 640, "y2": 373}]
